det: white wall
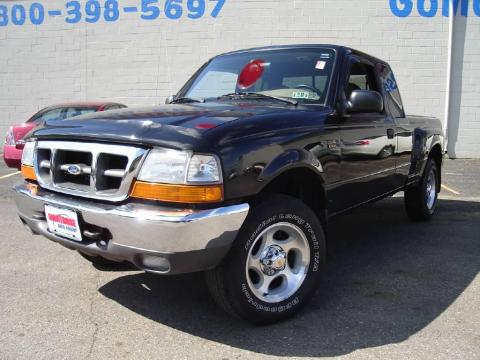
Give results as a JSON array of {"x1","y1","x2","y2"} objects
[
  {"x1": 448, "y1": 13, "x2": 480, "y2": 158},
  {"x1": 0, "y1": 0, "x2": 478, "y2": 156}
]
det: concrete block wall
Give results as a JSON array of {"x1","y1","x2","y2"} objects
[{"x1": 0, "y1": 0, "x2": 478, "y2": 156}]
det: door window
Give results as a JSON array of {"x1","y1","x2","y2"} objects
[{"x1": 345, "y1": 62, "x2": 381, "y2": 100}]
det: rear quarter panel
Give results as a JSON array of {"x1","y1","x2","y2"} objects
[{"x1": 396, "y1": 115, "x2": 444, "y2": 184}]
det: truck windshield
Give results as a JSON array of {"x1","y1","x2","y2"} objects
[{"x1": 182, "y1": 48, "x2": 336, "y2": 105}]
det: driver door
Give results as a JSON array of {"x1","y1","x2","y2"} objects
[{"x1": 336, "y1": 57, "x2": 397, "y2": 209}]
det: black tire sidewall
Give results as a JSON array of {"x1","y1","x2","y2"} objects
[{"x1": 223, "y1": 195, "x2": 326, "y2": 323}]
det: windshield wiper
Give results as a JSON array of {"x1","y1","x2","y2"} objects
[
  {"x1": 171, "y1": 97, "x2": 205, "y2": 104},
  {"x1": 219, "y1": 92, "x2": 298, "y2": 106}
]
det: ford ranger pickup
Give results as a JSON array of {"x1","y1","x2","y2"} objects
[{"x1": 14, "y1": 45, "x2": 444, "y2": 324}]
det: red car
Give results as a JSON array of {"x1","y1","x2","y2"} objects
[{"x1": 3, "y1": 102, "x2": 127, "y2": 168}]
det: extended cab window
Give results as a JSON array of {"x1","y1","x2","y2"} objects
[
  {"x1": 377, "y1": 64, "x2": 405, "y2": 118},
  {"x1": 183, "y1": 48, "x2": 336, "y2": 104}
]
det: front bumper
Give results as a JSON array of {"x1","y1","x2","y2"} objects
[{"x1": 14, "y1": 183, "x2": 249, "y2": 274}]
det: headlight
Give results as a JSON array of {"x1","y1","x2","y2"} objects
[
  {"x1": 137, "y1": 148, "x2": 189, "y2": 184},
  {"x1": 132, "y1": 148, "x2": 223, "y2": 203},
  {"x1": 21, "y1": 140, "x2": 35, "y2": 167},
  {"x1": 137, "y1": 149, "x2": 222, "y2": 185},
  {"x1": 187, "y1": 155, "x2": 221, "y2": 183}
]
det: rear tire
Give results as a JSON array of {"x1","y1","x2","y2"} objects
[
  {"x1": 404, "y1": 158, "x2": 439, "y2": 221},
  {"x1": 206, "y1": 194, "x2": 326, "y2": 324}
]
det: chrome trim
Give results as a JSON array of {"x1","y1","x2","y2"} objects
[
  {"x1": 426, "y1": 166, "x2": 437, "y2": 210},
  {"x1": 14, "y1": 184, "x2": 249, "y2": 273},
  {"x1": 246, "y1": 222, "x2": 310, "y2": 303},
  {"x1": 34, "y1": 141, "x2": 148, "y2": 202},
  {"x1": 104, "y1": 169, "x2": 126, "y2": 178},
  {"x1": 39, "y1": 160, "x2": 51, "y2": 169}
]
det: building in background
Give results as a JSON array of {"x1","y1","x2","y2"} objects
[{"x1": 0, "y1": 0, "x2": 479, "y2": 157}]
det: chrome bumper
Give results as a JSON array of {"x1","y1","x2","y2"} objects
[{"x1": 14, "y1": 183, "x2": 249, "y2": 274}]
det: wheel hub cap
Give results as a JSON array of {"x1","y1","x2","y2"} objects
[
  {"x1": 245, "y1": 222, "x2": 311, "y2": 303},
  {"x1": 259, "y1": 245, "x2": 287, "y2": 276},
  {"x1": 426, "y1": 168, "x2": 437, "y2": 209}
]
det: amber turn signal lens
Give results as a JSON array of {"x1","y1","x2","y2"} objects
[
  {"x1": 130, "y1": 181, "x2": 223, "y2": 203},
  {"x1": 21, "y1": 165, "x2": 37, "y2": 181}
]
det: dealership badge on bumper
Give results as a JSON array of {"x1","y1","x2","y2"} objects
[{"x1": 45, "y1": 205, "x2": 82, "y2": 242}]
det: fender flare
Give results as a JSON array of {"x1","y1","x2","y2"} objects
[{"x1": 257, "y1": 148, "x2": 326, "y2": 190}]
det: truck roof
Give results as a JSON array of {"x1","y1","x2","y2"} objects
[{"x1": 218, "y1": 44, "x2": 385, "y2": 65}]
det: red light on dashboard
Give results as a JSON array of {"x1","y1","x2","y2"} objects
[{"x1": 237, "y1": 59, "x2": 265, "y2": 89}]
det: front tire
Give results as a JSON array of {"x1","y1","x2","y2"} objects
[
  {"x1": 404, "y1": 158, "x2": 439, "y2": 221},
  {"x1": 206, "y1": 194, "x2": 326, "y2": 324}
]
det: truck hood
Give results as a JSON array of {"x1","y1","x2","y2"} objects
[{"x1": 30, "y1": 102, "x2": 327, "y2": 150}]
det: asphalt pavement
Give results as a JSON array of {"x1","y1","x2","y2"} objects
[{"x1": 0, "y1": 159, "x2": 478, "y2": 360}]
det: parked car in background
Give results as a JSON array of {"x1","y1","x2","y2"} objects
[{"x1": 3, "y1": 102, "x2": 127, "y2": 168}]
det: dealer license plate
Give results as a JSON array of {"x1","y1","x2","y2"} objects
[{"x1": 45, "y1": 205, "x2": 82, "y2": 242}]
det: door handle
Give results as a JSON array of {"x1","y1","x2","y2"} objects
[{"x1": 387, "y1": 128, "x2": 395, "y2": 139}]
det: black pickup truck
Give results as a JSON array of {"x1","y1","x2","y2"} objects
[{"x1": 15, "y1": 45, "x2": 444, "y2": 324}]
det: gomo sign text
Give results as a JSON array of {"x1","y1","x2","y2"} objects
[{"x1": 390, "y1": 0, "x2": 480, "y2": 17}]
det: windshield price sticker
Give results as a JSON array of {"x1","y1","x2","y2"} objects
[
  {"x1": 0, "y1": 0, "x2": 227, "y2": 27},
  {"x1": 315, "y1": 61, "x2": 326, "y2": 70}
]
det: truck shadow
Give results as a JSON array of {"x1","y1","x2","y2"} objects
[{"x1": 98, "y1": 197, "x2": 480, "y2": 357}]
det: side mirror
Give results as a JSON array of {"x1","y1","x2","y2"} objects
[
  {"x1": 347, "y1": 90, "x2": 384, "y2": 114},
  {"x1": 165, "y1": 95, "x2": 175, "y2": 105}
]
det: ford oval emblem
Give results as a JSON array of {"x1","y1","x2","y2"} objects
[{"x1": 67, "y1": 165, "x2": 82, "y2": 175}]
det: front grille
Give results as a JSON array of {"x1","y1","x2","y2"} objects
[{"x1": 34, "y1": 141, "x2": 147, "y2": 202}]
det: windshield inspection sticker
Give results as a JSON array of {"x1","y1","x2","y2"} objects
[
  {"x1": 315, "y1": 61, "x2": 326, "y2": 70},
  {"x1": 292, "y1": 91, "x2": 311, "y2": 99}
]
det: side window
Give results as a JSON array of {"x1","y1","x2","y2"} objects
[
  {"x1": 27, "y1": 111, "x2": 43, "y2": 123},
  {"x1": 105, "y1": 105, "x2": 125, "y2": 110},
  {"x1": 377, "y1": 64, "x2": 405, "y2": 118},
  {"x1": 64, "y1": 107, "x2": 97, "y2": 119},
  {"x1": 345, "y1": 62, "x2": 380, "y2": 99},
  {"x1": 38, "y1": 108, "x2": 66, "y2": 122}
]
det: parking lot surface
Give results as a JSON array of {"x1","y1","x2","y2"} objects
[{"x1": 0, "y1": 159, "x2": 478, "y2": 360}]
